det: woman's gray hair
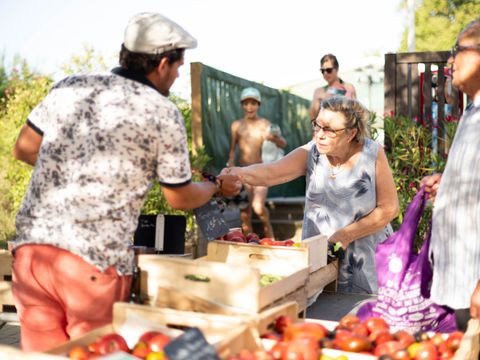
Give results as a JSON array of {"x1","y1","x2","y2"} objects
[
  {"x1": 320, "y1": 96, "x2": 370, "y2": 142},
  {"x1": 458, "y1": 17, "x2": 480, "y2": 42}
]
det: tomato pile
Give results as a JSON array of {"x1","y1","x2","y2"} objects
[
  {"x1": 218, "y1": 229, "x2": 295, "y2": 246},
  {"x1": 67, "y1": 330, "x2": 172, "y2": 359},
  {"x1": 227, "y1": 314, "x2": 464, "y2": 360}
]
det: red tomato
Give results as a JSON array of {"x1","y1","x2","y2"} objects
[
  {"x1": 282, "y1": 338, "x2": 319, "y2": 360},
  {"x1": 374, "y1": 340, "x2": 405, "y2": 357},
  {"x1": 364, "y1": 317, "x2": 389, "y2": 334},
  {"x1": 68, "y1": 345, "x2": 90, "y2": 359},
  {"x1": 351, "y1": 323, "x2": 369, "y2": 337},
  {"x1": 369, "y1": 328, "x2": 394, "y2": 345},
  {"x1": 335, "y1": 334, "x2": 372, "y2": 353},
  {"x1": 131, "y1": 341, "x2": 149, "y2": 358},
  {"x1": 283, "y1": 322, "x2": 328, "y2": 342},
  {"x1": 96, "y1": 333, "x2": 129, "y2": 355},
  {"x1": 274, "y1": 315, "x2": 293, "y2": 334},
  {"x1": 259, "y1": 238, "x2": 274, "y2": 246},
  {"x1": 147, "y1": 333, "x2": 171, "y2": 352},
  {"x1": 338, "y1": 314, "x2": 361, "y2": 330},
  {"x1": 393, "y1": 330, "x2": 416, "y2": 348},
  {"x1": 414, "y1": 341, "x2": 438, "y2": 360},
  {"x1": 445, "y1": 331, "x2": 463, "y2": 352}
]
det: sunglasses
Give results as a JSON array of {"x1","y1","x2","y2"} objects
[
  {"x1": 320, "y1": 67, "x2": 334, "y2": 74},
  {"x1": 450, "y1": 43, "x2": 480, "y2": 58}
]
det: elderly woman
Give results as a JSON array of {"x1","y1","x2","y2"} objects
[
  {"x1": 224, "y1": 97, "x2": 399, "y2": 294},
  {"x1": 310, "y1": 54, "x2": 357, "y2": 120}
]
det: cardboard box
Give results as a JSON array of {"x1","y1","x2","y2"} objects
[
  {"x1": 138, "y1": 255, "x2": 309, "y2": 313},
  {"x1": 47, "y1": 302, "x2": 258, "y2": 360}
]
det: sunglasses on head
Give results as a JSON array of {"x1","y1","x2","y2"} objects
[{"x1": 320, "y1": 67, "x2": 334, "y2": 74}]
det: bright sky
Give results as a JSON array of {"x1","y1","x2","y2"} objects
[{"x1": 0, "y1": 0, "x2": 405, "y2": 99}]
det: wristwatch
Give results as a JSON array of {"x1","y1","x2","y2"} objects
[{"x1": 202, "y1": 172, "x2": 222, "y2": 197}]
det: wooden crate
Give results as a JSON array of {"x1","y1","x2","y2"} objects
[
  {"x1": 138, "y1": 255, "x2": 309, "y2": 313},
  {"x1": 207, "y1": 233, "x2": 327, "y2": 273},
  {"x1": 47, "y1": 302, "x2": 259, "y2": 360},
  {"x1": 0, "y1": 250, "x2": 15, "y2": 313}
]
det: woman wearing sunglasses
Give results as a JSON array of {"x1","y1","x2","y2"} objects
[
  {"x1": 223, "y1": 96, "x2": 399, "y2": 297},
  {"x1": 309, "y1": 54, "x2": 357, "y2": 121}
]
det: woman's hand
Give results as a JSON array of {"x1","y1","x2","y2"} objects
[
  {"x1": 328, "y1": 228, "x2": 352, "y2": 249},
  {"x1": 216, "y1": 173, "x2": 242, "y2": 197},
  {"x1": 420, "y1": 173, "x2": 442, "y2": 202}
]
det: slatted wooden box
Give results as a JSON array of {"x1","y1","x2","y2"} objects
[
  {"x1": 138, "y1": 255, "x2": 309, "y2": 313},
  {"x1": 207, "y1": 233, "x2": 327, "y2": 274},
  {"x1": 0, "y1": 250, "x2": 15, "y2": 313},
  {"x1": 47, "y1": 302, "x2": 258, "y2": 360}
]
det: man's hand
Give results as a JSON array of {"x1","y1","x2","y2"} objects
[
  {"x1": 420, "y1": 173, "x2": 442, "y2": 202},
  {"x1": 471, "y1": 280, "x2": 480, "y2": 319},
  {"x1": 217, "y1": 173, "x2": 242, "y2": 197}
]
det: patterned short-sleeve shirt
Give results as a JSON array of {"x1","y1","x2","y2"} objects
[{"x1": 15, "y1": 68, "x2": 192, "y2": 275}]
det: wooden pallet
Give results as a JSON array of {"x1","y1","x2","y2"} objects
[{"x1": 0, "y1": 251, "x2": 15, "y2": 313}]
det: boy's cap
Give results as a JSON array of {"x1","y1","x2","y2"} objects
[
  {"x1": 240, "y1": 87, "x2": 261, "y2": 103},
  {"x1": 124, "y1": 12, "x2": 197, "y2": 54}
]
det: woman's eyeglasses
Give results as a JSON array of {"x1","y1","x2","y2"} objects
[
  {"x1": 311, "y1": 120, "x2": 348, "y2": 138},
  {"x1": 450, "y1": 43, "x2": 480, "y2": 58},
  {"x1": 320, "y1": 67, "x2": 334, "y2": 74}
]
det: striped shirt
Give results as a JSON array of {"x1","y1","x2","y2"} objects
[{"x1": 430, "y1": 96, "x2": 480, "y2": 309}]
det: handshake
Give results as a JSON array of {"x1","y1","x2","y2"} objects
[{"x1": 205, "y1": 166, "x2": 245, "y2": 198}]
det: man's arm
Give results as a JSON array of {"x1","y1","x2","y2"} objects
[
  {"x1": 226, "y1": 121, "x2": 239, "y2": 167},
  {"x1": 13, "y1": 123, "x2": 43, "y2": 166},
  {"x1": 471, "y1": 280, "x2": 480, "y2": 318},
  {"x1": 162, "y1": 174, "x2": 241, "y2": 210},
  {"x1": 420, "y1": 173, "x2": 442, "y2": 201}
]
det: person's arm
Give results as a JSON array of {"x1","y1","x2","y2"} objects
[
  {"x1": 328, "y1": 146, "x2": 400, "y2": 248},
  {"x1": 471, "y1": 280, "x2": 480, "y2": 319},
  {"x1": 162, "y1": 173, "x2": 241, "y2": 210},
  {"x1": 420, "y1": 173, "x2": 442, "y2": 202},
  {"x1": 309, "y1": 88, "x2": 324, "y2": 121},
  {"x1": 264, "y1": 120, "x2": 287, "y2": 149},
  {"x1": 13, "y1": 123, "x2": 43, "y2": 166},
  {"x1": 223, "y1": 144, "x2": 309, "y2": 187},
  {"x1": 345, "y1": 83, "x2": 357, "y2": 99},
  {"x1": 268, "y1": 134, "x2": 287, "y2": 148},
  {"x1": 226, "y1": 121, "x2": 239, "y2": 167}
]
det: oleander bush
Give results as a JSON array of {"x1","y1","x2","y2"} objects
[{"x1": 382, "y1": 113, "x2": 459, "y2": 248}]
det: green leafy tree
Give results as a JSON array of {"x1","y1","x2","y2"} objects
[
  {"x1": 0, "y1": 60, "x2": 52, "y2": 245},
  {"x1": 400, "y1": 0, "x2": 480, "y2": 51},
  {"x1": 61, "y1": 44, "x2": 109, "y2": 75}
]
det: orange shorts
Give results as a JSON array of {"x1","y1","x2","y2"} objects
[{"x1": 12, "y1": 244, "x2": 132, "y2": 352}]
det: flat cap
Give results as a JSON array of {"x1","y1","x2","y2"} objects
[{"x1": 124, "y1": 12, "x2": 197, "y2": 54}]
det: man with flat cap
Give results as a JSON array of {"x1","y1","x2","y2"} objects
[{"x1": 11, "y1": 12, "x2": 241, "y2": 351}]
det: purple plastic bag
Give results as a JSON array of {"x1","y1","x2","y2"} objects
[{"x1": 357, "y1": 187, "x2": 457, "y2": 333}]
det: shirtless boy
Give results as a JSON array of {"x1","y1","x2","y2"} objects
[{"x1": 227, "y1": 87, "x2": 287, "y2": 238}]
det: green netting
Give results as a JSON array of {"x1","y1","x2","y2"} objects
[{"x1": 197, "y1": 63, "x2": 312, "y2": 197}]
